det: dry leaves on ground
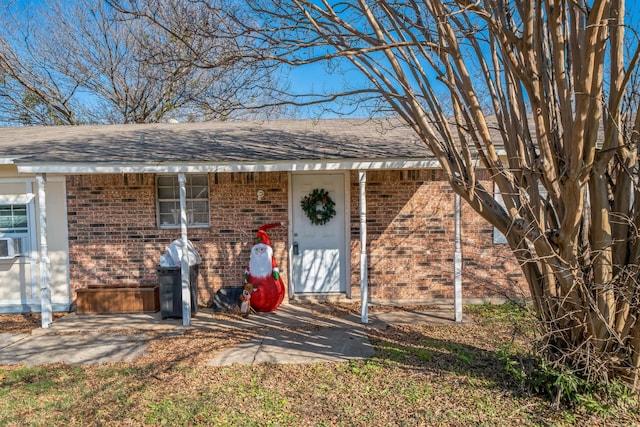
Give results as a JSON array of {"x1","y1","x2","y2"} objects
[{"x1": 0, "y1": 313, "x2": 44, "y2": 333}]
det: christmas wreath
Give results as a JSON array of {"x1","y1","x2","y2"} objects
[{"x1": 301, "y1": 188, "x2": 336, "y2": 226}]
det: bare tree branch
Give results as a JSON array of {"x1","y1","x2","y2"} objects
[{"x1": 0, "y1": 0, "x2": 284, "y2": 124}]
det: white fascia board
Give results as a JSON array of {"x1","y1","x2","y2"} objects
[
  {"x1": 0, "y1": 157, "x2": 21, "y2": 165},
  {"x1": 16, "y1": 158, "x2": 442, "y2": 174}
]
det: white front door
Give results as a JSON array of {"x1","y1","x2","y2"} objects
[{"x1": 291, "y1": 173, "x2": 347, "y2": 294}]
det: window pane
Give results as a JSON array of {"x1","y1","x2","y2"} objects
[
  {"x1": 188, "y1": 200, "x2": 208, "y2": 212},
  {"x1": 12, "y1": 216, "x2": 28, "y2": 229},
  {"x1": 0, "y1": 206, "x2": 11, "y2": 220},
  {"x1": 0, "y1": 209, "x2": 12, "y2": 229},
  {"x1": 158, "y1": 212, "x2": 175, "y2": 226},
  {"x1": 188, "y1": 200, "x2": 209, "y2": 225},
  {"x1": 159, "y1": 201, "x2": 179, "y2": 225},
  {"x1": 158, "y1": 186, "x2": 178, "y2": 199},
  {"x1": 12, "y1": 205, "x2": 26, "y2": 215},
  {"x1": 157, "y1": 176, "x2": 177, "y2": 187},
  {"x1": 12, "y1": 206, "x2": 27, "y2": 229},
  {"x1": 159, "y1": 200, "x2": 179, "y2": 213},
  {"x1": 188, "y1": 175, "x2": 208, "y2": 187},
  {"x1": 188, "y1": 185, "x2": 208, "y2": 199},
  {"x1": 0, "y1": 204, "x2": 28, "y2": 232}
]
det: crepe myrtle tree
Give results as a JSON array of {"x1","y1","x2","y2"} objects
[{"x1": 244, "y1": 0, "x2": 640, "y2": 387}]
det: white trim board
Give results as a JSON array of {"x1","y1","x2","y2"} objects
[{"x1": 16, "y1": 158, "x2": 441, "y2": 174}]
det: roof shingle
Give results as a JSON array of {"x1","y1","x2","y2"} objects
[{"x1": 0, "y1": 119, "x2": 430, "y2": 165}]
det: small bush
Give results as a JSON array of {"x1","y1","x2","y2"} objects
[{"x1": 498, "y1": 344, "x2": 637, "y2": 415}]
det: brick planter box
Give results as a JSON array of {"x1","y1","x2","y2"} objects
[{"x1": 76, "y1": 285, "x2": 160, "y2": 314}]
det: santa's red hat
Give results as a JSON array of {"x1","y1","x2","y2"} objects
[{"x1": 254, "y1": 222, "x2": 282, "y2": 247}]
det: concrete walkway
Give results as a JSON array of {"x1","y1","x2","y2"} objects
[
  {"x1": 208, "y1": 323, "x2": 375, "y2": 366},
  {"x1": 0, "y1": 304, "x2": 462, "y2": 367},
  {"x1": 0, "y1": 332, "x2": 149, "y2": 366}
]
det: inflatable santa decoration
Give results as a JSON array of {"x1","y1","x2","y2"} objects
[{"x1": 240, "y1": 223, "x2": 285, "y2": 315}]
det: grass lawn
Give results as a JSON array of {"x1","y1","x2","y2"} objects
[{"x1": 0, "y1": 304, "x2": 638, "y2": 426}]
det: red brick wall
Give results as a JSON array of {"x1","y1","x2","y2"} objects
[
  {"x1": 67, "y1": 174, "x2": 159, "y2": 291},
  {"x1": 66, "y1": 172, "x2": 288, "y2": 306},
  {"x1": 459, "y1": 189, "x2": 528, "y2": 301},
  {"x1": 348, "y1": 170, "x2": 527, "y2": 303},
  {"x1": 66, "y1": 170, "x2": 526, "y2": 308},
  {"x1": 206, "y1": 172, "x2": 289, "y2": 294}
]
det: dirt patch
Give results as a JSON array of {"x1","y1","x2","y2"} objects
[{"x1": 0, "y1": 313, "x2": 49, "y2": 333}]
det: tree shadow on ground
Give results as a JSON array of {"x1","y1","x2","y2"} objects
[{"x1": 364, "y1": 321, "x2": 526, "y2": 396}]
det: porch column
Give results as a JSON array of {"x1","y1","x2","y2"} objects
[
  {"x1": 454, "y1": 193, "x2": 463, "y2": 322},
  {"x1": 359, "y1": 170, "x2": 368, "y2": 324},
  {"x1": 178, "y1": 173, "x2": 191, "y2": 326},
  {"x1": 36, "y1": 174, "x2": 52, "y2": 328}
]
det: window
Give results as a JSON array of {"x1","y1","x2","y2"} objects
[
  {"x1": 157, "y1": 174, "x2": 209, "y2": 228},
  {"x1": 0, "y1": 203, "x2": 30, "y2": 257},
  {"x1": 493, "y1": 184, "x2": 508, "y2": 244}
]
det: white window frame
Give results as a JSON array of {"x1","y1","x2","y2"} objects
[
  {"x1": 0, "y1": 194, "x2": 34, "y2": 258},
  {"x1": 156, "y1": 174, "x2": 210, "y2": 229}
]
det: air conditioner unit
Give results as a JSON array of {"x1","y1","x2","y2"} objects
[{"x1": 0, "y1": 237, "x2": 21, "y2": 259}]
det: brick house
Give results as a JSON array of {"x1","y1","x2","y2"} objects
[{"x1": 0, "y1": 119, "x2": 526, "y2": 322}]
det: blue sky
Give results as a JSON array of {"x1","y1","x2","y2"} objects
[
  {"x1": 7, "y1": 1, "x2": 640, "y2": 120},
  {"x1": 279, "y1": 1, "x2": 640, "y2": 118}
]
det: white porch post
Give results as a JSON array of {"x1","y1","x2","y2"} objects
[
  {"x1": 359, "y1": 170, "x2": 368, "y2": 324},
  {"x1": 454, "y1": 193, "x2": 463, "y2": 322},
  {"x1": 36, "y1": 173, "x2": 52, "y2": 328},
  {"x1": 178, "y1": 173, "x2": 191, "y2": 326}
]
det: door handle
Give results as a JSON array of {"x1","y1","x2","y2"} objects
[{"x1": 293, "y1": 242, "x2": 299, "y2": 256}]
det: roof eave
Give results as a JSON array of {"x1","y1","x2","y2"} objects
[
  {"x1": 0, "y1": 156, "x2": 25, "y2": 165},
  {"x1": 15, "y1": 157, "x2": 441, "y2": 174}
]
